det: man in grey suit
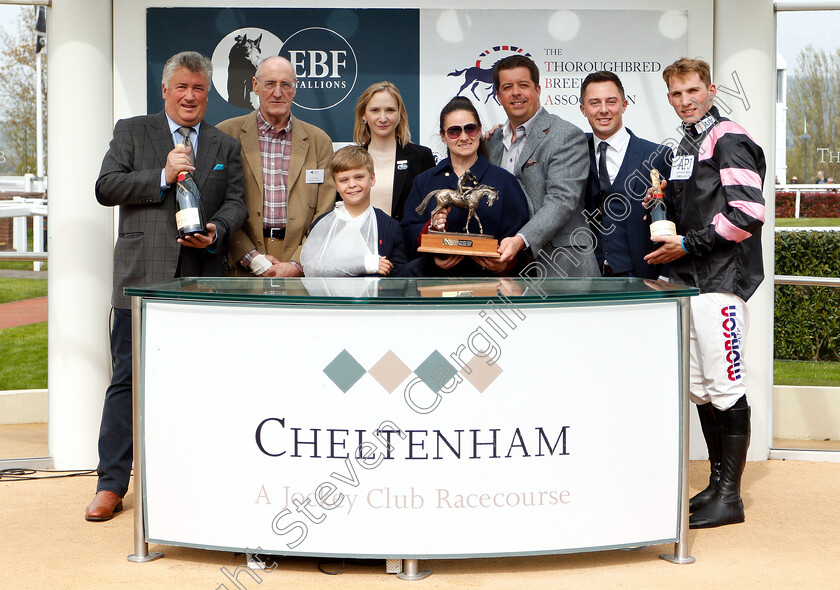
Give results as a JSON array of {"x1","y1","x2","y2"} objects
[
  {"x1": 86, "y1": 51, "x2": 246, "y2": 521},
  {"x1": 488, "y1": 55, "x2": 598, "y2": 277}
]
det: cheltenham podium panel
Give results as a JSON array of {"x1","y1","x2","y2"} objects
[{"x1": 125, "y1": 277, "x2": 697, "y2": 567}]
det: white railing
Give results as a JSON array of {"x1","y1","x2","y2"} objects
[
  {"x1": 0, "y1": 174, "x2": 47, "y2": 193},
  {"x1": 775, "y1": 275, "x2": 840, "y2": 287},
  {"x1": 776, "y1": 183, "x2": 838, "y2": 219},
  {"x1": 0, "y1": 196, "x2": 48, "y2": 271}
]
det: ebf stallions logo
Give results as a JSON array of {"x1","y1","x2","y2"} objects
[
  {"x1": 448, "y1": 46, "x2": 533, "y2": 105},
  {"x1": 212, "y1": 27, "x2": 358, "y2": 112},
  {"x1": 281, "y1": 27, "x2": 358, "y2": 110}
]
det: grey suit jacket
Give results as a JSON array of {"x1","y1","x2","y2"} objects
[
  {"x1": 96, "y1": 111, "x2": 247, "y2": 308},
  {"x1": 487, "y1": 109, "x2": 597, "y2": 276}
]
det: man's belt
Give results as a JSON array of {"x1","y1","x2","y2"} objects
[{"x1": 263, "y1": 227, "x2": 286, "y2": 240}]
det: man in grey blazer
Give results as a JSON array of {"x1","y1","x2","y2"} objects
[
  {"x1": 86, "y1": 51, "x2": 246, "y2": 521},
  {"x1": 488, "y1": 55, "x2": 598, "y2": 277}
]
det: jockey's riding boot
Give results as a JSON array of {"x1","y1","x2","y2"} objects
[
  {"x1": 689, "y1": 402, "x2": 723, "y2": 513},
  {"x1": 690, "y1": 404, "x2": 750, "y2": 529}
]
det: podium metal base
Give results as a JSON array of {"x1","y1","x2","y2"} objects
[
  {"x1": 127, "y1": 551, "x2": 164, "y2": 563},
  {"x1": 396, "y1": 559, "x2": 432, "y2": 581},
  {"x1": 659, "y1": 552, "x2": 695, "y2": 564}
]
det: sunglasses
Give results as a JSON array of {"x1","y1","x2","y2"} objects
[{"x1": 445, "y1": 124, "x2": 481, "y2": 139}]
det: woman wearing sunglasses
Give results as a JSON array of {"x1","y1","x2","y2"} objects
[
  {"x1": 401, "y1": 96, "x2": 529, "y2": 275},
  {"x1": 354, "y1": 81, "x2": 436, "y2": 221}
]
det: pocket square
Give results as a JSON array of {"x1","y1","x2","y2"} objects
[
  {"x1": 524, "y1": 159, "x2": 539, "y2": 168},
  {"x1": 213, "y1": 164, "x2": 225, "y2": 171}
]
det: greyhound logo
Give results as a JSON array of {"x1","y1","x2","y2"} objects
[
  {"x1": 448, "y1": 46, "x2": 533, "y2": 105},
  {"x1": 211, "y1": 28, "x2": 283, "y2": 110}
]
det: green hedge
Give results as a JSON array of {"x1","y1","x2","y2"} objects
[{"x1": 775, "y1": 231, "x2": 840, "y2": 361}]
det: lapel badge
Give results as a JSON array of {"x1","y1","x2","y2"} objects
[{"x1": 396, "y1": 160, "x2": 408, "y2": 171}]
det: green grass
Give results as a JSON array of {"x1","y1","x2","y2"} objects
[
  {"x1": 0, "y1": 278, "x2": 47, "y2": 304},
  {"x1": 0, "y1": 322, "x2": 47, "y2": 389},
  {"x1": 0, "y1": 260, "x2": 47, "y2": 271},
  {"x1": 775, "y1": 217, "x2": 840, "y2": 227},
  {"x1": 0, "y1": 275, "x2": 48, "y2": 390},
  {"x1": 774, "y1": 359, "x2": 840, "y2": 387}
]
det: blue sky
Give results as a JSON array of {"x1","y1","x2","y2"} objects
[{"x1": 777, "y1": 9, "x2": 840, "y2": 74}]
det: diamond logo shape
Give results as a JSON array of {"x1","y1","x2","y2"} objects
[
  {"x1": 460, "y1": 354, "x2": 503, "y2": 393},
  {"x1": 323, "y1": 349, "x2": 366, "y2": 393},
  {"x1": 414, "y1": 351, "x2": 458, "y2": 393},
  {"x1": 368, "y1": 350, "x2": 412, "y2": 393}
]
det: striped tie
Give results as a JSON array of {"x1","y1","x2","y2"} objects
[{"x1": 177, "y1": 126, "x2": 195, "y2": 165}]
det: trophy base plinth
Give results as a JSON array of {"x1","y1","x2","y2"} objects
[{"x1": 417, "y1": 232, "x2": 500, "y2": 258}]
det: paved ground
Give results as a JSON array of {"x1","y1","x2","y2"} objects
[
  {"x1": 0, "y1": 268, "x2": 47, "y2": 329},
  {"x1": 0, "y1": 269, "x2": 46, "y2": 279},
  {"x1": 2, "y1": 459, "x2": 839, "y2": 589},
  {"x1": 0, "y1": 296, "x2": 47, "y2": 329}
]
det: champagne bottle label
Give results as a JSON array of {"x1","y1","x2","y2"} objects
[
  {"x1": 176, "y1": 207, "x2": 201, "y2": 228},
  {"x1": 650, "y1": 218, "x2": 677, "y2": 237}
]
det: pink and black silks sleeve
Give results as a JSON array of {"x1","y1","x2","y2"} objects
[{"x1": 684, "y1": 122, "x2": 766, "y2": 256}]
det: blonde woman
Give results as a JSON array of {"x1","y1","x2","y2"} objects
[{"x1": 354, "y1": 81, "x2": 435, "y2": 221}]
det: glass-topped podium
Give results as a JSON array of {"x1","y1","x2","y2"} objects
[
  {"x1": 126, "y1": 276, "x2": 697, "y2": 304},
  {"x1": 126, "y1": 277, "x2": 698, "y2": 573}
]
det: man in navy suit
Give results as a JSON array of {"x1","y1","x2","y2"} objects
[
  {"x1": 580, "y1": 71, "x2": 669, "y2": 278},
  {"x1": 86, "y1": 51, "x2": 246, "y2": 522}
]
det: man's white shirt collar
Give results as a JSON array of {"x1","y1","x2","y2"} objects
[
  {"x1": 593, "y1": 125, "x2": 629, "y2": 154},
  {"x1": 165, "y1": 113, "x2": 201, "y2": 144},
  {"x1": 502, "y1": 107, "x2": 544, "y2": 149},
  {"x1": 594, "y1": 126, "x2": 630, "y2": 184}
]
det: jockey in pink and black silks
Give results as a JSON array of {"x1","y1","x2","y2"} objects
[{"x1": 665, "y1": 104, "x2": 766, "y2": 301}]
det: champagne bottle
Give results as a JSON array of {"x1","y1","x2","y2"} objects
[
  {"x1": 649, "y1": 169, "x2": 676, "y2": 238},
  {"x1": 175, "y1": 170, "x2": 207, "y2": 239}
]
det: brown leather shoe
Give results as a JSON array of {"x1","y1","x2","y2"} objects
[{"x1": 85, "y1": 490, "x2": 124, "y2": 522}]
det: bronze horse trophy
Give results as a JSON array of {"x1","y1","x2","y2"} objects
[{"x1": 415, "y1": 169, "x2": 501, "y2": 258}]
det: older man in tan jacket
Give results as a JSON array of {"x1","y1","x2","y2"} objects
[{"x1": 218, "y1": 56, "x2": 335, "y2": 277}]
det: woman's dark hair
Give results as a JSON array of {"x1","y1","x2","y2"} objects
[{"x1": 438, "y1": 96, "x2": 489, "y2": 159}]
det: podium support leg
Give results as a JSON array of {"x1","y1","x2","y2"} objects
[
  {"x1": 661, "y1": 297, "x2": 696, "y2": 565},
  {"x1": 127, "y1": 297, "x2": 164, "y2": 564}
]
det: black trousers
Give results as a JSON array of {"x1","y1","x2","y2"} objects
[{"x1": 96, "y1": 307, "x2": 133, "y2": 497}]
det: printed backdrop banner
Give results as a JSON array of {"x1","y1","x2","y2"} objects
[
  {"x1": 145, "y1": 8, "x2": 686, "y2": 147},
  {"x1": 418, "y1": 9, "x2": 688, "y2": 156},
  {"x1": 141, "y1": 298, "x2": 682, "y2": 557},
  {"x1": 146, "y1": 8, "x2": 421, "y2": 142}
]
